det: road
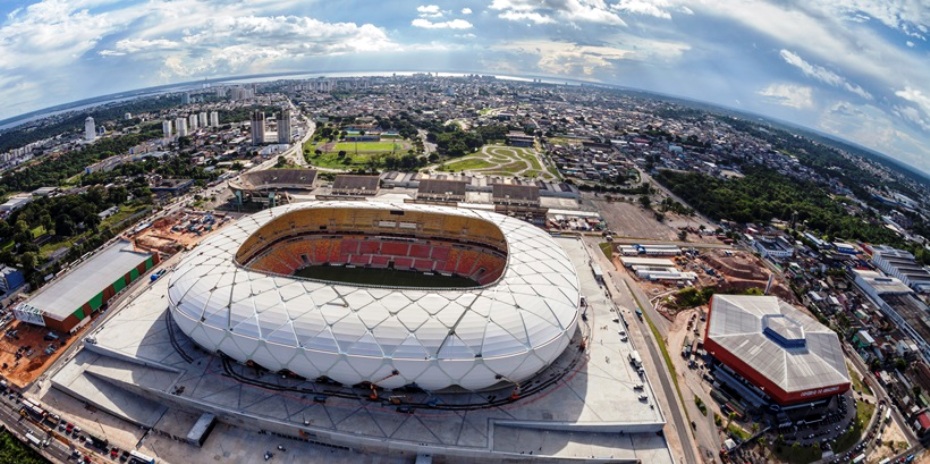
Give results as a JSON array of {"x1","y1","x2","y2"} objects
[
  {"x1": 0, "y1": 390, "x2": 88, "y2": 463},
  {"x1": 585, "y1": 238, "x2": 699, "y2": 464},
  {"x1": 626, "y1": 282, "x2": 699, "y2": 464}
]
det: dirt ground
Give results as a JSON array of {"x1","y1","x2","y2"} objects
[
  {"x1": 869, "y1": 418, "x2": 912, "y2": 462},
  {"x1": 132, "y1": 210, "x2": 229, "y2": 253},
  {"x1": 592, "y1": 197, "x2": 721, "y2": 244},
  {"x1": 0, "y1": 318, "x2": 82, "y2": 388}
]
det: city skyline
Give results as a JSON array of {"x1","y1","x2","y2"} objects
[{"x1": 0, "y1": 0, "x2": 928, "y2": 172}]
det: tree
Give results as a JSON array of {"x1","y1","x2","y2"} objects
[
  {"x1": 19, "y1": 252, "x2": 38, "y2": 272},
  {"x1": 639, "y1": 195, "x2": 652, "y2": 209},
  {"x1": 54, "y1": 214, "x2": 75, "y2": 236},
  {"x1": 678, "y1": 230, "x2": 688, "y2": 241}
]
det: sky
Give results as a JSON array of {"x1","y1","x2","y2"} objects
[{"x1": 1, "y1": 0, "x2": 929, "y2": 174}]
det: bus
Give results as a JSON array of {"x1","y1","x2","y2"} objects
[
  {"x1": 20, "y1": 398, "x2": 46, "y2": 421},
  {"x1": 25, "y1": 433, "x2": 42, "y2": 447},
  {"x1": 884, "y1": 408, "x2": 892, "y2": 424},
  {"x1": 129, "y1": 450, "x2": 156, "y2": 464}
]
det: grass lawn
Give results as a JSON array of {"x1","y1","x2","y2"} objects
[
  {"x1": 516, "y1": 151, "x2": 543, "y2": 170},
  {"x1": 599, "y1": 242, "x2": 613, "y2": 259},
  {"x1": 445, "y1": 158, "x2": 495, "y2": 171},
  {"x1": 330, "y1": 141, "x2": 403, "y2": 153},
  {"x1": 101, "y1": 204, "x2": 149, "y2": 229},
  {"x1": 547, "y1": 136, "x2": 585, "y2": 146},
  {"x1": 307, "y1": 152, "x2": 381, "y2": 169},
  {"x1": 493, "y1": 161, "x2": 527, "y2": 175},
  {"x1": 30, "y1": 225, "x2": 47, "y2": 239},
  {"x1": 772, "y1": 443, "x2": 821, "y2": 464},
  {"x1": 833, "y1": 399, "x2": 873, "y2": 453},
  {"x1": 40, "y1": 233, "x2": 85, "y2": 259},
  {"x1": 848, "y1": 363, "x2": 872, "y2": 395},
  {"x1": 295, "y1": 265, "x2": 476, "y2": 288}
]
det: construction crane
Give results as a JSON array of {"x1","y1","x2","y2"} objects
[{"x1": 368, "y1": 370, "x2": 400, "y2": 400}]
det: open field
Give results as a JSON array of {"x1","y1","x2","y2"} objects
[
  {"x1": 435, "y1": 145, "x2": 558, "y2": 181},
  {"x1": 305, "y1": 139, "x2": 413, "y2": 169},
  {"x1": 295, "y1": 266, "x2": 476, "y2": 288},
  {"x1": 445, "y1": 158, "x2": 495, "y2": 171},
  {"x1": 329, "y1": 141, "x2": 403, "y2": 153},
  {"x1": 593, "y1": 199, "x2": 678, "y2": 240}
]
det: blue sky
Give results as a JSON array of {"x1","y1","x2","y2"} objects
[{"x1": 1, "y1": 0, "x2": 929, "y2": 173}]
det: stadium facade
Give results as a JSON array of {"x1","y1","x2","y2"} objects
[
  {"x1": 704, "y1": 294, "x2": 850, "y2": 405},
  {"x1": 168, "y1": 201, "x2": 580, "y2": 391}
]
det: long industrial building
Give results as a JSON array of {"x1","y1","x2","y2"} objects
[
  {"x1": 704, "y1": 295, "x2": 850, "y2": 405},
  {"x1": 870, "y1": 245, "x2": 930, "y2": 293},
  {"x1": 14, "y1": 240, "x2": 158, "y2": 333}
]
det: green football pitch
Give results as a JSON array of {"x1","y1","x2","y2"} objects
[{"x1": 294, "y1": 265, "x2": 477, "y2": 288}]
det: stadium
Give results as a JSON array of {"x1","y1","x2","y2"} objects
[
  {"x1": 226, "y1": 168, "x2": 317, "y2": 205},
  {"x1": 704, "y1": 294, "x2": 850, "y2": 405},
  {"x1": 167, "y1": 201, "x2": 580, "y2": 391}
]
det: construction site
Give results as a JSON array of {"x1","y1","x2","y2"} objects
[
  {"x1": 130, "y1": 210, "x2": 232, "y2": 255},
  {"x1": 0, "y1": 315, "x2": 79, "y2": 387},
  {"x1": 612, "y1": 245, "x2": 796, "y2": 320}
]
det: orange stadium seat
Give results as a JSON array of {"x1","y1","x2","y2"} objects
[
  {"x1": 359, "y1": 240, "x2": 380, "y2": 255},
  {"x1": 409, "y1": 244, "x2": 431, "y2": 258},
  {"x1": 370, "y1": 255, "x2": 390, "y2": 268},
  {"x1": 430, "y1": 245, "x2": 450, "y2": 261},
  {"x1": 414, "y1": 259, "x2": 433, "y2": 272},
  {"x1": 381, "y1": 242, "x2": 409, "y2": 256},
  {"x1": 394, "y1": 257, "x2": 414, "y2": 269},
  {"x1": 455, "y1": 250, "x2": 478, "y2": 276},
  {"x1": 340, "y1": 239, "x2": 359, "y2": 255}
]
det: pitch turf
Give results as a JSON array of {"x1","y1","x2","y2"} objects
[{"x1": 294, "y1": 265, "x2": 477, "y2": 288}]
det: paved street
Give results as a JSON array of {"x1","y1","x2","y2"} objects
[{"x1": 584, "y1": 238, "x2": 699, "y2": 464}]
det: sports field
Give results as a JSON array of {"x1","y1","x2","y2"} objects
[
  {"x1": 330, "y1": 141, "x2": 403, "y2": 153},
  {"x1": 294, "y1": 265, "x2": 477, "y2": 288}
]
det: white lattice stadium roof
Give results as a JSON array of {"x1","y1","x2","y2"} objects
[{"x1": 168, "y1": 201, "x2": 580, "y2": 391}]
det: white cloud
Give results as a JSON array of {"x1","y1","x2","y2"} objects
[
  {"x1": 416, "y1": 5, "x2": 443, "y2": 18},
  {"x1": 100, "y1": 38, "x2": 178, "y2": 56},
  {"x1": 0, "y1": 1, "x2": 129, "y2": 71},
  {"x1": 906, "y1": 40, "x2": 915, "y2": 47},
  {"x1": 612, "y1": 0, "x2": 673, "y2": 20},
  {"x1": 495, "y1": 40, "x2": 641, "y2": 75},
  {"x1": 757, "y1": 83, "x2": 814, "y2": 109},
  {"x1": 895, "y1": 86, "x2": 930, "y2": 129},
  {"x1": 779, "y1": 49, "x2": 872, "y2": 100},
  {"x1": 498, "y1": 10, "x2": 556, "y2": 24},
  {"x1": 490, "y1": 0, "x2": 626, "y2": 26},
  {"x1": 411, "y1": 18, "x2": 473, "y2": 29},
  {"x1": 809, "y1": 0, "x2": 929, "y2": 40},
  {"x1": 461, "y1": 8, "x2": 473, "y2": 15}
]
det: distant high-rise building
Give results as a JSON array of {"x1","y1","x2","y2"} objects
[
  {"x1": 199, "y1": 112, "x2": 208, "y2": 128},
  {"x1": 188, "y1": 113, "x2": 198, "y2": 131},
  {"x1": 84, "y1": 116, "x2": 96, "y2": 142},
  {"x1": 162, "y1": 120, "x2": 173, "y2": 138},
  {"x1": 251, "y1": 111, "x2": 266, "y2": 145},
  {"x1": 277, "y1": 109, "x2": 292, "y2": 144},
  {"x1": 209, "y1": 111, "x2": 219, "y2": 128},
  {"x1": 124, "y1": 112, "x2": 133, "y2": 120},
  {"x1": 176, "y1": 117, "x2": 188, "y2": 137},
  {"x1": 181, "y1": 92, "x2": 191, "y2": 105}
]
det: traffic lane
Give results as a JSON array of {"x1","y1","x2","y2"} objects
[{"x1": 634, "y1": 314, "x2": 698, "y2": 464}]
